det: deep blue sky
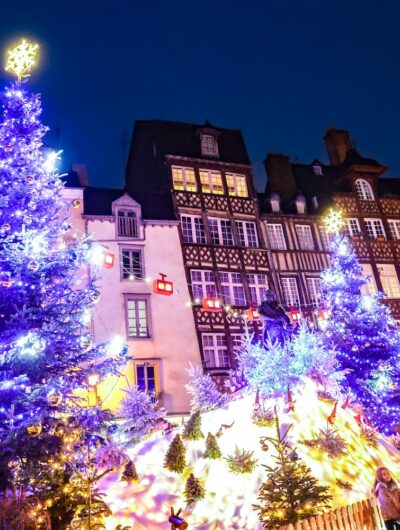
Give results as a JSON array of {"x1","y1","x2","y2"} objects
[{"x1": 1, "y1": 0, "x2": 400, "y2": 190}]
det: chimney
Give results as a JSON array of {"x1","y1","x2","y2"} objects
[
  {"x1": 324, "y1": 128, "x2": 352, "y2": 166},
  {"x1": 264, "y1": 153, "x2": 297, "y2": 202},
  {"x1": 71, "y1": 164, "x2": 89, "y2": 186}
]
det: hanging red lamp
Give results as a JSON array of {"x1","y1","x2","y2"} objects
[
  {"x1": 288, "y1": 308, "x2": 301, "y2": 325},
  {"x1": 103, "y1": 252, "x2": 115, "y2": 269},
  {"x1": 202, "y1": 292, "x2": 222, "y2": 312},
  {"x1": 153, "y1": 273, "x2": 174, "y2": 296},
  {"x1": 246, "y1": 303, "x2": 259, "y2": 321}
]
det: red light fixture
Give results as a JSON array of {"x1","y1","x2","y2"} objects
[
  {"x1": 153, "y1": 273, "x2": 174, "y2": 296},
  {"x1": 103, "y1": 252, "x2": 115, "y2": 269},
  {"x1": 202, "y1": 293, "x2": 222, "y2": 312}
]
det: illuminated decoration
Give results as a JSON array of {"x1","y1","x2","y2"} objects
[
  {"x1": 317, "y1": 308, "x2": 331, "y2": 321},
  {"x1": 72, "y1": 199, "x2": 81, "y2": 208},
  {"x1": 327, "y1": 401, "x2": 338, "y2": 425},
  {"x1": 87, "y1": 373, "x2": 100, "y2": 387},
  {"x1": 288, "y1": 308, "x2": 301, "y2": 325},
  {"x1": 202, "y1": 293, "x2": 222, "y2": 312},
  {"x1": 26, "y1": 420, "x2": 42, "y2": 437},
  {"x1": 153, "y1": 272, "x2": 173, "y2": 296},
  {"x1": 103, "y1": 251, "x2": 115, "y2": 269},
  {"x1": 286, "y1": 387, "x2": 295, "y2": 411},
  {"x1": 324, "y1": 208, "x2": 345, "y2": 235},
  {"x1": 5, "y1": 39, "x2": 39, "y2": 80},
  {"x1": 246, "y1": 303, "x2": 259, "y2": 322},
  {"x1": 169, "y1": 507, "x2": 188, "y2": 529}
]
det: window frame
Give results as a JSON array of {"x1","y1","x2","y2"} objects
[
  {"x1": 388, "y1": 220, "x2": 400, "y2": 240},
  {"x1": 266, "y1": 223, "x2": 287, "y2": 250},
  {"x1": 199, "y1": 169, "x2": 224, "y2": 195},
  {"x1": 295, "y1": 224, "x2": 315, "y2": 250},
  {"x1": 344, "y1": 218, "x2": 362, "y2": 237},
  {"x1": 201, "y1": 134, "x2": 219, "y2": 156},
  {"x1": 171, "y1": 166, "x2": 197, "y2": 192},
  {"x1": 202, "y1": 333, "x2": 230, "y2": 369},
  {"x1": 133, "y1": 359, "x2": 161, "y2": 403},
  {"x1": 190, "y1": 269, "x2": 217, "y2": 302},
  {"x1": 319, "y1": 226, "x2": 335, "y2": 251},
  {"x1": 280, "y1": 277, "x2": 300, "y2": 306},
  {"x1": 306, "y1": 277, "x2": 321, "y2": 305},
  {"x1": 377, "y1": 264, "x2": 400, "y2": 298},
  {"x1": 364, "y1": 218, "x2": 386, "y2": 240},
  {"x1": 219, "y1": 271, "x2": 246, "y2": 306},
  {"x1": 360, "y1": 263, "x2": 378, "y2": 296},
  {"x1": 355, "y1": 179, "x2": 374, "y2": 201},
  {"x1": 116, "y1": 209, "x2": 138, "y2": 238},
  {"x1": 225, "y1": 173, "x2": 248, "y2": 197},
  {"x1": 120, "y1": 247, "x2": 144, "y2": 281},
  {"x1": 235, "y1": 220, "x2": 258, "y2": 247},
  {"x1": 125, "y1": 294, "x2": 152, "y2": 339},
  {"x1": 247, "y1": 273, "x2": 268, "y2": 305},
  {"x1": 180, "y1": 214, "x2": 207, "y2": 244},
  {"x1": 209, "y1": 217, "x2": 234, "y2": 246}
]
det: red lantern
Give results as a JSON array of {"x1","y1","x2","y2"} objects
[
  {"x1": 103, "y1": 252, "x2": 115, "y2": 269},
  {"x1": 153, "y1": 273, "x2": 173, "y2": 296},
  {"x1": 202, "y1": 293, "x2": 222, "y2": 312},
  {"x1": 317, "y1": 308, "x2": 331, "y2": 321},
  {"x1": 246, "y1": 303, "x2": 259, "y2": 322},
  {"x1": 288, "y1": 309, "x2": 301, "y2": 325}
]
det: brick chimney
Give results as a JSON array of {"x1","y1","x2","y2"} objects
[
  {"x1": 71, "y1": 164, "x2": 89, "y2": 186},
  {"x1": 324, "y1": 128, "x2": 352, "y2": 166},
  {"x1": 264, "y1": 153, "x2": 297, "y2": 202}
]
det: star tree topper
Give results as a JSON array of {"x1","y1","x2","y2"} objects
[
  {"x1": 324, "y1": 209, "x2": 345, "y2": 235},
  {"x1": 5, "y1": 39, "x2": 38, "y2": 81}
]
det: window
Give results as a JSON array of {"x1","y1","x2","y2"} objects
[
  {"x1": 280, "y1": 277, "x2": 300, "y2": 306},
  {"x1": 209, "y1": 218, "x2": 234, "y2": 246},
  {"x1": 295, "y1": 196, "x2": 306, "y2": 214},
  {"x1": 270, "y1": 194, "x2": 280, "y2": 212},
  {"x1": 388, "y1": 220, "x2": 400, "y2": 240},
  {"x1": 201, "y1": 135, "x2": 218, "y2": 156},
  {"x1": 126, "y1": 298, "x2": 150, "y2": 338},
  {"x1": 266, "y1": 224, "x2": 286, "y2": 250},
  {"x1": 378, "y1": 264, "x2": 400, "y2": 298},
  {"x1": 171, "y1": 166, "x2": 197, "y2": 192},
  {"x1": 121, "y1": 249, "x2": 143, "y2": 280},
  {"x1": 231, "y1": 334, "x2": 244, "y2": 353},
  {"x1": 135, "y1": 363, "x2": 157, "y2": 395},
  {"x1": 319, "y1": 226, "x2": 335, "y2": 251},
  {"x1": 219, "y1": 272, "x2": 246, "y2": 305},
  {"x1": 199, "y1": 170, "x2": 224, "y2": 194},
  {"x1": 295, "y1": 225, "x2": 314, "y2": 250},
  {"x1": 364, "y1": 219, "x2": 385, "y2": 240},
  {"x1": 355, "y1": 179, "x2": 374, "y2": 201},
  {"x1": 181, "y1": 215, "x2": 206, "y2": 244},
  {"x1": 117, "y1": 210, "x2": 137, "y2": 237},
  {"x1": 306, "y1": 277, "x2": 321, "y2": 305},
  {"x1": 313, "y1": 164, "x2": 323, "y2": 176},
  {"x1": 343, "y1": 218, "x2": 361, "y2": 237},
  {"x1": 360, "y1": 264, "x2": 378, "y2": 296},
  {"x1": 190, "y1": 270, "x2": 216, "y2": 301},
  {"x1": 247, "y1": 273, "x2": 268, "y2": 304},
  {"x1": 202, "y1": 334, "x2": 230, "y2": 368},
  {"x1": 235, "y1": 221, "x2": 258, "y2": 247},
  {"x1": 226, "y1": 173, "x2": 248, "y2": 197}
]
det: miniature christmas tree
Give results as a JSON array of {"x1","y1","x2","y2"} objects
[
  {"x1": 226, "y1": 447, "x2": 258, "y2": 474},
  {"x1": 185, "y1": 363, "x2": 226, "y2": 412},
  {"x1": 203, "y1": 432, "x2": 222, "y2": 459},
  {"x1": 184, "y1": 473, "x2": 205, "y2": 504},
  {"x1": 255, "y1": 414, "x2": 331, "y2": 527},
  {"x1": 164, "y1": 434, "x2": 186, "y2": 473},
  {"x1": 121, "y1": 460, "x2": 139, "y2": 482},
  {"x1": 183, "y1": 411, "x2": 204, "y2": 441}
]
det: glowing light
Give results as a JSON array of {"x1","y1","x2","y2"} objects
[
  {"x1": 43, "y1": 150, "x2": 63, "y2": 173},
  {"x1": 107, "y1": 335, "x2": 125, "y2": 356},
  {"x1": 89, "y1": 244, "x2": 106, "y2": 266},
  {"x1": 88, "y1": 373, "x2": 100, "y2": 387},
  {"x1": 5, "y1": 39, "x2": 39, "y2": 80},
  {"x1": 324, "y1": 209, "x2": 345, "y2": 235},
  {"x1": 361, "y1": 294, "x2": 375, "y2": 311}
]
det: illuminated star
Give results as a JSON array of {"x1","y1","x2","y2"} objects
[
  {"x1": 324, "y1": 209, "x2": 345, "y2": 235},
  {"x1": 5, "y1": 39, "x2": 39, "y2": 81}
]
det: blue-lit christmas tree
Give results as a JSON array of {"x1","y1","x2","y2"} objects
[
  {"x1": 320, "y1": 210, "x2": 400, "y2": 433},
  {"x1": 0, "y1": 40, "x2": 127, "y2": 525}
]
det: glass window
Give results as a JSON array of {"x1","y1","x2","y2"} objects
[
  {"x1": 199, "y1": 170, "x2": 223, "y2": 194},
  {"x1": 313, "y1": 165, "x2": 323, "y2": 176},
  {"x1": 319, "y1": 226, "x2": 335, "y2": 251},
  {"x1": 219, "y1": 271, "x2": 246, "y2": 305},
  {"x1": 247, "y1": 273, "x2": 268, "y2": 304},
  {"x1": 202, "y1": 334, "x2": 230, "y2": 368},
  {"x1": 235, "y1": 221, "x2": 258, "y2": 247},
  {"x1": 280, "y1": 277, "x2": 300, "y2": 306},
  {"x1": 377, "y1": 264, "x2": 400, "y2": 298},
  {"x1": 135, "y1": 364, "x2": 156, "y2": 394},
  {"x1": 388, "y1": 220, "x2": 400, "y2": 240},
  {"x1": 360, "y1": 264, "x2": 378, "y2": 296},
  {"x1": 201, "y1": 135, "x2": 218, "y2": 156},
  {"x1": 127, "y1": 298, "x2": 150, "y2": 338},
  {"x1": 171, "y1": 166, "x2": 197, "y2": 192},
  {"x1": 121, "y1": 249, "x2": 143, "y2": 280},
  {"x1": 117, "y1": 210, "x2": 137, "y2": 237},
  {"x1": 343, "y1": 218, "x2": 361, "y2": 237},
  {"x1": 364, "y1": 219, "x2": 385, "y2": 240},
  {"x1": 226, "y1": 173, "x2": 248, "y2": 197},
  {"x1": 209, "y1": 218, "x2": 234, "y2": 246},
  {"x1": 355, "y1": 179, "x2": 374, "y2": 201},
  {"x1": 295, "y1": 225, "x2": 314, "y2": 250},
  {"x1": 306, "y1": 277, "x2": 321, "y2": 305},
  {"x1": 266, "y1": 224, "x2": 286, "y2": 250},
  {"x1": 190, "y1": 270, "x2": 216, "y2": 301},
  {"x1": 181, "y1": 215, "x2": 206, "y2": 244}
]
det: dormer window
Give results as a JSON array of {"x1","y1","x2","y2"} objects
[
  {"x1": 117, "y1": 210, "x2": 137, "y2": 237},
  {"x1": 355, "y1": 179, "x2": 374, "y2": 201},
  {"x1": 201, "y1": 134, "x2": 218, "y2": 156},
  {"x1": 312, "y1": 196, "x2": 319, "y2": 210},
  {"x1": 312, "y1": 164, "x2": 323, "y2": 176},
  {"x1": 295, "y1": 195, "x2": 306, "y2": 214},
  {"x1": 270, "y1": 193, "x2": 280, "y2": 213}
]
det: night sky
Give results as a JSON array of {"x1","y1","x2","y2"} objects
[{"x1": 1, "y1": 0, "x2": 400, "y2": 190}]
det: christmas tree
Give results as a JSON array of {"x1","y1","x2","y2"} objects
[
  {"x1": 121, "y1": 460, "x2": 139, "y2": 482},
  {"x1": 255, "y1": 414, "x2": 331, "y2": 527},
  {"x1": 184, "y1": 473, "x2": 205, "y2": 504},
  {"x1": 320, "y1": 210, "x2": 400, "y2": 432},
  {"x1": 183, "y1": 411, "x2": 204, "y2": 440},
  {"x1": 0, "y1": 40, "x2": 127, "y2": 522},
  {"x1": 164, "y1": 434, "x2": 186, "y2": 473},
  {"x1": 203, "y1": 432, "x2": 222, "y2": 459},
  {"x1": 185, "y1": 363, "x2": 226, "y2": 412}
]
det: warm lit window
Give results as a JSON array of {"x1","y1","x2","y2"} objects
[
  {"x1": 319, "y1": 226, "x2": 335, "y2": 251},
  {"x1": 199, "y1": 170, "x2": 224, "y2": 194},
  {"x1": 219, "y1": 272, "x2": 246, "y2": 305},
  {"x1": 202, "y1": 334, "x2": 230, "y2": 368},
  {"x1": 360, "y1": 264, "x2": 378, "y2": 296},
  {"x1": 121, "y1": 249, "x2": 143, "y2": 280},
  {"x1": 295, "y1": 225, "x2": 314, "y2": 250},
  {"x1": 201, "y1": 135, "x2": 218, "y2": 156},
  {"x1": 190, "y1": 270, "x2": 216, "y2": 301},
  {"x1": 117, "y1": 210, "x2": 137, "y2": 237},
  {"x1": 355, "y1": 179, "x2": 374, "y2": 201},
  {"x1": 364, "y1": 219, "x2": 385, "y2": 240},
  {"x1": 378, "y1": 264, "x2": 400, "y2": 298},
  {"x1": 171, "y1": 166, "x2": 197, "y2": 192},
  {"x1": 235, "y1": 221, "x2": 258, "y2": 247},
  {"x1": 266, "y1": 224, "x2": 286, "y2": 250},
  {"x1": 126, "y1": 297, "x2": 150, "y2": 338},
  {"x1": 181, "y1": 215, "x2": 206, "y2": 244},
  {"x1": 343, "y1": 218, "x2": 361, "y2": 237},
  {"x1": 388, "y1": 220, "x2": 400, "y2": 240},
  {"x1": 226, "y1": 173, "x2": 248, "y2": 197},
  {"x1": 209, "y1": 218, "x2": 234, "y2": 246},
  {"x1": 280, "y1": 277, "x2": 300, "y2": 306},
  {"x1": 306, "y1": 277, "x2": 321, "y2": 305},
  {"x1": 247, "y1": 273, "x2": 268, "y2": 304}
]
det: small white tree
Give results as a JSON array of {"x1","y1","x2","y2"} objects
[{"x1": 185, "y1": 363, "x2": 226, "y2": 412}]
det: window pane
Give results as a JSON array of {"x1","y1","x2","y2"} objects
[
  {"x1": 226, "y1": 173, "x2": 248, "y2": 197},
  {"x1": 281, "y1": 277, "x2": 300, "y2": 306},
  {"x1": 121, "y1": 249, "x2": 142, "y2": 279},
  {"x1": 127, "y1": 299, "x2": 149, "y2": 338},
  {"x1": 295, "y1": 225, "x2": 314, "y2": 250},
  {"x1": 209, "y1": 218, "x2": 220, "y2": 244},
  {"x1": 118, "y1": 210, "x2": 137, "y2": 237},
  {"x1": 355, "y1": 179, "x2": 374, "y2": 201},
  {"x1": 267, "y1": 224, "x2": 286, "y2": 250}
]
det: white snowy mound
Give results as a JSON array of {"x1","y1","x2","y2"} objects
[{"x1": 100, "y1": 379, "x2": 400, "y2": 529}]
